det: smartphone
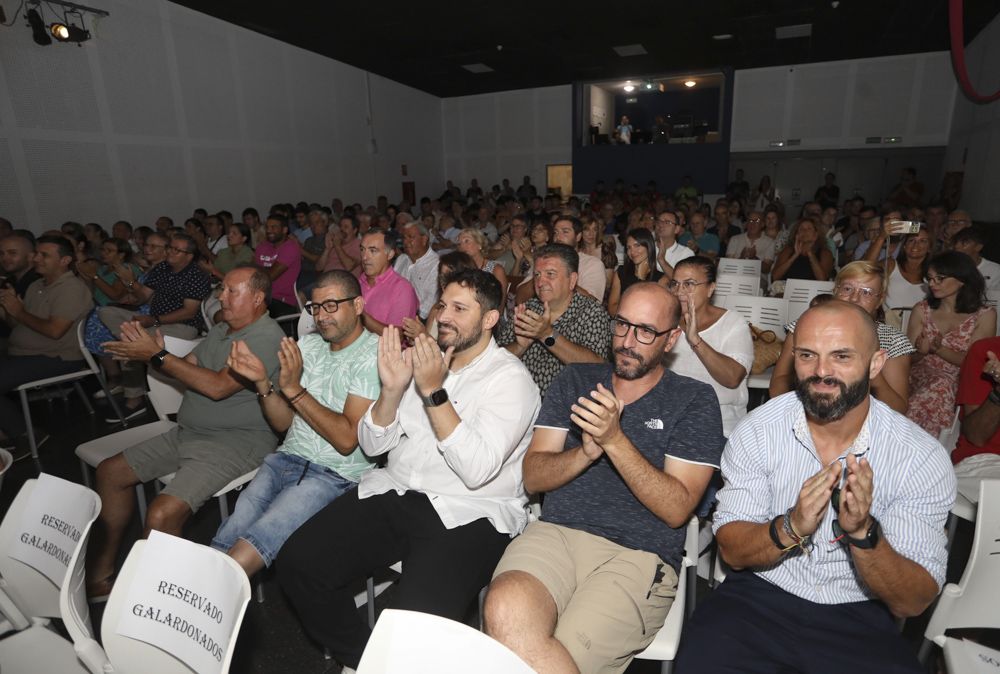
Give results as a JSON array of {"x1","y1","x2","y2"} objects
[{"x1": 888, "y1": 220, "x2": 922, "y2": 235}]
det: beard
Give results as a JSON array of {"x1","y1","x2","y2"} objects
[
  {"x1": 794, "y1": 371, "x2": 870, "y2": 422},
  {"x1": 612, "y1": 345, "x2": 658, "y2": 381},
  {"x1": 437, "y1": 322, "x2": 482, "y2": 354}
]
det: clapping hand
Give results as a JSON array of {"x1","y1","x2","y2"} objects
[
  {"x1": 982, "y1": 350, "x2": 1000, "y2": 385},
  {"x1": 837, "y1": 454, "x2": 875, "y2": 538},
  {"x1": 102, "y1": 320, "x2": 163, "y2": 361},
  {"x1": 276, "y1": 337, "x2": 304, "y2": 393},
  {"x1": 788, "y1": 463, "x2": 840, "y2": 538},
  {"x1": 227, "y1": 340, "x2": 268, "y2": 384},
  {"x1": 411, "y1": 332, "x2": 454, "y2": 396},
  {"x1": 378, "y1": 325, "x2": 414, "y2": 395},
  {"x1": 569, "y1": 383, "x2": 625, "y2": 448},
  {"x1": 513, "y1": 302, "x2": 553, "y2": 341},
  {"x1": 682, "y1": 293, "x2": 699, "y2": 345}
]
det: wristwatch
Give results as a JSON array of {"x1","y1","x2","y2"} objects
[
  {"x1": 149, "y1": 349, "x2": 169, "y2": 369},
  {"x1": 542, "y1": 332, "x2": 557, "y2": 348},
  {"x1": 420, "y1": 388, "x2": 449, "y2": 408},
  {"x1": 843, "y1": 518, "x2": 881, "y2": 550}
]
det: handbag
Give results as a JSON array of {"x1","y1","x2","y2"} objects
[{"x1": 749, "y1": 324, "x2": 783, "y2": 374}]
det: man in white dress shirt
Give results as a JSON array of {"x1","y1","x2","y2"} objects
[
  {"x1": 952, "y1": 227, "x2": 1000, "y2": 291},
  {"x1": 394, "y1": 222, "x2": 440, "y2": 319},
  {"x1": 654, "y1": 210, "x2": 694, "y2": 279},
  {"x1": 277, "y1": 269, "x2": 540, "y2": 672}
]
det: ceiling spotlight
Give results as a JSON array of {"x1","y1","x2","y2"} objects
[
  {"x1": 645, "y1": 81, "x2": 654, "y2": 90},
  {"x1": 623, "y1": 83, "x2": 635, "y2": 92},
  {"x1": 49, "y1": 11, "x2": 91, "y2": 43},
  {"x1": 50, "y1": 22, "x2": 69, "y2": 40},
  {"x1": 684, "y1": 80, "x2": 696, "y2": 88},
  {"x1": 27, "y1": 8, "x2": 52, "y2": 45}
]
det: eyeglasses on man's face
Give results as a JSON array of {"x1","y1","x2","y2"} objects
[
  {"x1": 304, "y1": 296, "x2": 359, "y2": 315},
  {"x1": 609, "y1": 316, "x2": 674, "y2": 345}
]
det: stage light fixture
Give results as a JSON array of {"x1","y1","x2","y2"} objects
[
  {"x1": 50, "y1": 22, "x2": 69, "y2": 39},
  {"x1": 684, "y1": 80, "x2": 696, "y2": 88},
  {"x1": 27, "y1": 8, "x2": 52, "y2": 45},
  {"x1": 623, "y1": 82, "x2": 635, "y2": 92},
  {"x1": 50, "y1": 18, "x2": 90, "y2": 43}
]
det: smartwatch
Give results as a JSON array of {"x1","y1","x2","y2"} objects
[
  {"x1": 149, "y1": 349, "x2": 169, "y2": 369},
  {"x1": 844, "y1": 518, "x2": 881, "y2": 550},
  {"x1": 420, "y1": 388, "x2": 449, "y2": 408},
  {"x1": 542, "y1": 332, "x2": 557, "y2": 348}
]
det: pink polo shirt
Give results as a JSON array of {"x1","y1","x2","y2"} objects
[
  {"x1": 360, "y1": 267, "x2": 419, "y2": 328},
  {"x1": 255, "y1": 238, "x2": 301, "y2": 307}
]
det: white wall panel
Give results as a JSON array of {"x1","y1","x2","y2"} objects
[
  {"x1": 731, "y1": 69, "x2": 787, "y2": 147},
  {"x1": 23, "y1": 139, "x2": 115, "y2": 225},
  {"x1": 170, "y1": 10, "x2": 240, "y2": 141},
  {"x1": 848, "y1": 59, "x2": 914, "y2": 139},
  {"x1": 117, "y1": 143, "x2": 188, "y2": 225},
  {"x1": 0, "y1": 139, "x2": 28, "y2": 226},
  {"x1": 787, "y1": 63, "x2": 848, "y2": 140},
  {"x1": 235, "y1": 32, "x2": 292, "y2": 145},
  {"x1": 190, "y1": 146, "x2": 249, "y2": 213}
]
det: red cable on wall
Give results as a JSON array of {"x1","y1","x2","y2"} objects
[{"x1": 950, "y1": 0, "x2": 1000, "y2": 103}]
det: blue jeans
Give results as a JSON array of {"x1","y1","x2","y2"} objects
[{"x1": 212, "y1": 452, "x2": 355, "y2": 567}]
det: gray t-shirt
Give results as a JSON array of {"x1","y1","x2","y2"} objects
[
  {"x1": 535, "y1": 363, "x2": 724, "y2": 571},
  {"x1": 177, "y1": 314, "x2": 284, "y2": 451}
]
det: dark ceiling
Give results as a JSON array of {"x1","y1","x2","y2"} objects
[{"x1": 171, "y1": 0, "x2": 999, "y2": 98}]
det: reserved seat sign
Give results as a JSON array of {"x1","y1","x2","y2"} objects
[
  {"x1": 116, "y1": 531, "x2": 244, "y2": 674},
  {"x1": 10, "y1": 473, "x2": 97, "y2": 586}
]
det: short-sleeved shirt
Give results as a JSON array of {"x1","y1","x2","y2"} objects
[
  {"x1": 537, "y1": 364, "x2": 724, "y2": 571},
  {"x1": 955, "y1": 336, "x2": 1000, "y2": 464},
  {"x1": 785, "y1": 318, "x2": 915, "y2": 359},
  {"x1": 9, "y1": 272, "x2": 93, "y2": 361},
  {"x1": 978, "y1": 258, "x2": 1000, "y2": 291},
  {"x1": 213, "y1": 245, "x2": 254, "y2": 277},
  {"x1": 176, "y1": 314, "x2": 284, "y2": 452},
  {"x1": 678, "y1": 232, "x2": 720, "y2": 256},
  {"x1": 395, "y1": 248, "x2": 440, "y2": 319},
  {"x1": 300, "y1": 235, "x2": 326, "y2": 280},
  {"x1": 359, "y1": 267, "x2": 419, "y2": 328},
  {"x1": 255, "y1": 238, "x2": 302, "y2": 306},
  {"x1": 496, "y1": 293, "x2": 611, "y2": 397},
  {"x1": 577, "y1": 252, "x2": 608, "y2": 301},
  {"x1": 281, "y1": 331, "x2": 381, "y2": 481},
  {"x1": 322, "y1": 237, "x2": 361, "y2": 274},
  {"x1": 143, "y1": 261, "x2": 212, "y2": 329}
]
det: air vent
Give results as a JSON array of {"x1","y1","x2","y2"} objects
[{"x1": 865, "y1": 136, "x2": 883, "y2": 144}]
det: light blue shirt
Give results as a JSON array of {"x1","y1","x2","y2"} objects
[{"x1": 714, "y1": 392, "x2": 956, "y2": 604}]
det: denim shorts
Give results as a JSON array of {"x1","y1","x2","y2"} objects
[{"x1": 211, "y1": 451, "x2": 356, "y2": 567}]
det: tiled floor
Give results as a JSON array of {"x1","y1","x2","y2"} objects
[{"x1": 1, "y1": 384, "x2": 961, "y2": 672}]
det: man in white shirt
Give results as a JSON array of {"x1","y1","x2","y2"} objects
[
  {"x1": 394, "y1": 222, "x2": 440, "y2": 319},
  {"x1": 654, "y1": 210, "x2": 693, "y2": 279},
  {"x1": 552, "y1": 216, "x2": 606, "y2": 300},
  {"x1": 725, "y1": 210, "x2": 776, "y2": 276},
  {"x1": 952, "y1": 227, "x2": 1000, "y2": 291},
  {"x1": 277, "y1": 269, "x2": 540, "y2": 673}
]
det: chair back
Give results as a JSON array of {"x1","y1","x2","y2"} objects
[
  {"x1": 713, "y1": 273, "x2": 760, "y2": 298},
  {"x1": 201, "y1": 295, "x2": 221, "y2": 331},
  {"x1": 298, "y1": 310, "x2": 317, "y2": 337},
  {"x1": 147, "y1": 337, "x2": 201, "y2": 421},
  {"x1": 717, "y1": 258, "x2": 762, "y2": 278},
  {"x1": 938, "y1": 408, "x2": 962, "y2": 454},
  {"x1": 723, "y1": 296, "x2": 789, "y2": 339},
  {"x1": 985, "y1": 290, "x2": 1000, "y2": 335},
  {"x1": 784, "y1": 279, "x2": 835, "y2": 322},
  {"x1": 75, "y1": 320, "x2": 101, "y2": 375},
  {"x1": 924, "y1": 480, "x2": 1000, "y2": 646},
  {"x1": 357, "y1": 609, "x2": 534, "y2": 674},
  {"x1": 103, "y1": 534, "x2": 252, "y2": 674},
  {"x1": 60, "y1": 491, "x2": 109, "y2": 674},
  {"x1": 0, "y1": 477, "x2": 100, "y2": 627}
]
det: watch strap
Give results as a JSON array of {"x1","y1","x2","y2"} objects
[
  {"x1": 150, "y1": 348, "x2": 169, "y2": 368},
  {"x1": 845, "y1": 518, "x2": 881, "y2": 550},
  {"x1": 420, "y1": 388, "x2": 449, "y2": 407}
]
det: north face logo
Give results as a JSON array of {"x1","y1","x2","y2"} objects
[{"x1": 645, "y1": 418, "x2": 664, "y2": 430}]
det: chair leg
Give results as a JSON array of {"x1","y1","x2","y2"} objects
[
  {"x1": 17, "y1": 390, "x2": 40, "y2": 469},
  {"x1": 217, "y1": 493, "x2": 229, "y2": 520},
  {"x1": 73, "y1": 382, "x2": 95, "y2": 415},
  {"x1": 80, "y1": 458, "x2": 92, "y2": 488},
  {"x1": 478, "y1": 584, "x2": 488, "y2": 631},
  {"x1": 135, "y1": 484, "x2": 147, "y2": 525},
  {"x1": 917, "y1": 638, "x2": 934, "y2": 664},
  {"x1": 661, "y1": 660, "x2": 674, "y2": 674},
  {"x1": 366, "y1": 576, "x2": 376, "y2": 629},
  {"x1": 97, "y1": 374, "x2": 128, "y2": 427},
  {"x1": 254, "y1": 575, "x2": 265, "y2": 604}
]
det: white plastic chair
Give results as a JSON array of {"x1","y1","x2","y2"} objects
[
  {"x1": 0, "y1": 478, "x2": 100, "y2": 660},
  {"x1": 919, "y1": 479, "x2": 1000, "y2": 663},
  {"x1": 15, "y1": 321, "x2": 127, "y2": 466},
  {"x1": 784, "y1": 279, "x2": 835, "y2": 322},
  {"x1": 275, "y1": 282, "x2": 305, "y2": 335},
  {"x1": 633, "y1": 517, "x2": 699, "y2": 674},
  {"x1": 722, "y1": 296, "x2": 788, "y2": 390},
  {"x1": 717, "y1": 258, "x2": 762, "y2": 278},
  {"x1": 358, "y1": 608, "x2": 534, "y2": 674},
  {"x1": 985, "y1": 290, "x2": 1000, "y2": 335},
  {"x1": 100, "y1": 538, "x2": 251, "y2": 674},
  {"x1": 713, "y1": 273, "x2": 760, "y2": 299}
]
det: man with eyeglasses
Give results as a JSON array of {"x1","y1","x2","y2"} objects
[
  {"x1": 941, "y1": 209, "x2": 972, "y2": 251},
  {"x1": 486, "y1": 282, "x2": 723, "y2": 673},
  {"x1": 725, "y1": 209, "x2": 776, "y2": 276},
  {"x1": 952, "y1": 227, "x2": 1000, "y2": 290},
  {"x1": 497, "y1": 244, "x2": 610, "y2": 397},
  {"x1": 654, "y1": 210, "x2": 693, "y2": 280},
  {"x1": 677, "y1": 301, "x2": 955, "y2": 673},
  {"x1": 212, "y1": 270, "x2": 380, "y2": 577},
  {"x1": 90, "y1": 266, "x2": 285, "y2": 598},
  {"x1": 99, "y1": 232, "x2": 211, "y2": 418}
]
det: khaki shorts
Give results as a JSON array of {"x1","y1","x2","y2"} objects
[
  {"x1": 492, "y1": 521, "x2": 677, "y2": 674},
  {"x1": 124, "y1": 426, "x2": 269, "y2": 512}
]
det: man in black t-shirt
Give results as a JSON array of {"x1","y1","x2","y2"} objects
[{"x1": 484, "y1": 282, "x2": 724, "y2": 674}]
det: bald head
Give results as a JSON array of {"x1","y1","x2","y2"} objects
[
  {"x1": 620, "y1": 282, "x2": 681, "y2": 330},
  {"x1": 796, "y1": 300, "x2": 879, "y2": 356}
]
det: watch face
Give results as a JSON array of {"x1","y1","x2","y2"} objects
[{"x1": 430, "y1": 389, "x2": 449, "y2": 406}]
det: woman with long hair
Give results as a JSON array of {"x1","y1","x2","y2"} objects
[
  {"x1": 768, "y1": 261, "x2": 915, "y2": 413},
  {"x1": 882, "y1": 224, "x2": 932, "y2": 315},
  {"x1": 906, "y1": 252, "x2": 996, "y2": 436},
  {"x1": 770, "y1": 218, "x2": 835, "y2": 282},
  {"x1": 606, "y1": 228, "x2": 665, "y2": 314}
]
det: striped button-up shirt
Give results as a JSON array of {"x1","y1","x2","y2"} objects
[{"x1": 714, "y1": 392, "x2": 956, "y2": 604}]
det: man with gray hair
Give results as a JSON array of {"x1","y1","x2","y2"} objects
[{"x1": 395, "y1": 221, "x2": 440, "y2": 320}]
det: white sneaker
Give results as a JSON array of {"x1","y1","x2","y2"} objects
[{"x1": 94, "y1": 385, "x2": 124, "y2": 400}]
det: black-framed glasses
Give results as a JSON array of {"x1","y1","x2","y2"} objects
[
  {"x1": 666, "y1": 279, "x2": 708, "y2": 292},
  {"x1": 829, "y1": 449, "x2": 869, "y2": 543},
  {"x1": 610, "y1": 316, "x2": 674, "y2": 345},
  {"x1": 304, "y1": 296, "x2": 359, "y2": 315}
]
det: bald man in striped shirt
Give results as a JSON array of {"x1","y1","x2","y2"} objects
[{"x1": 677, "y1": 301, "x2": 956, "y2": 674}]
